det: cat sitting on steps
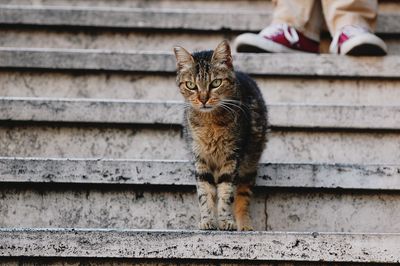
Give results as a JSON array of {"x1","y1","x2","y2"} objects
[{"x1": 173, "y1": 40, "x2": 268, "y2": 231}]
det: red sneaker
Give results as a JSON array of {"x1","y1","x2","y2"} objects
[
  {"x1": 329, "y1": 25, "x2": 387, "y2": 56},
  {"x1": 233, "y1": 24, "x2": 319, "y2": 53}
]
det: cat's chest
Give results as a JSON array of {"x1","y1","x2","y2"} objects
[{"x1": 190, "y1": 122, "x2": 236, "y2": 156}]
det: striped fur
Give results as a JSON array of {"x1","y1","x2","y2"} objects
[{"x1": 174, "y1": 40, "x2": 267, "y2": 231}]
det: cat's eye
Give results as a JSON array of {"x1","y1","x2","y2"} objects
[
  {"x1": 185, "y1": 81, "x2": 197, "y2": 90},
  {"x1": 210, "y1": 79, "x2": 222, "y2": 89}
]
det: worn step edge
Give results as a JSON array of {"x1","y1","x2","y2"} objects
[
  {"x1": 1, "y1": 97, "x2": 400, "y2": 130},
  {"x1": 0, "y1": 228, "x2": 399, "y2": 262},
  {"x1": 0, "y1": 5, "x2": 397, "y2": 34},
  {"x1": 0, "y1": 48, "x2": 399, "y2": 77},
  {"x1": 1, "y1": 157, "x2": 400, "y2": 190}
]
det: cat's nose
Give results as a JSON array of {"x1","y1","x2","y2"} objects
[{"x1": 199, "y1": 97, "x2": 208, "y2": 105}]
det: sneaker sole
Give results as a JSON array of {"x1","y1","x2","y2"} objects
[
  {"x1": 233, "y1": 33, "x2": 311, "y2": 54},
  {"x1": 331, "y1": 32, "x2": 387, "y2": 56},
  {"x1": 346, "y1": 44, "x2": 387, "y2": 56}
]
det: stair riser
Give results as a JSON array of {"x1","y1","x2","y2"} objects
[
  {"x1": 0, "y1": 260, "x2": 386, "y2": 266},
  {"x1": 1, "y1": 29, "x2": 399, "y2": 55},
  {"x1": 1, "y1": 72, "x2": 400, "y2": 105},
  {"x1": 0, "y1": 187, "x2": 267, "y2": 231},
  {"x1": 1, "y1": 187, "x2": 399, "y2": 233},
  {"x1": 1, "y1": 0, "x2": 271, "y2": 10},
  {"x1": 1, "y1": 126, "x2": 400, "y2": 164}
]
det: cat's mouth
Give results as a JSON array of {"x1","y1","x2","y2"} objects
[{"x1": 199, "y1": 105, "x2": 214, "y2": 112}]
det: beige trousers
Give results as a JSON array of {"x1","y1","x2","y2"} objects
[{"x1": 272, "y1": 0, "x2": 378, "y2": 41}]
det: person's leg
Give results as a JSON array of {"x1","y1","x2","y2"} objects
[
  {"x1": 272, "y1": 0, "x2": 322, "y2": 41},
  {"x1": 233, "y1": 0, "x2": 321, "y2": 53},
  {"x1": 322, "y1": 0, "x2": 387, "y2": 55}
]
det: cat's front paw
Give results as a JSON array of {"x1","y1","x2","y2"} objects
[
  {"x1": 238, "y1": 224, "x2": 254, "y2": 231},
  {"x1": 218, "y1": 219, "x2": 237, "y2": 231},
  {"x1": 199, "y1": 220, "x2": 217, "y2": 230}
]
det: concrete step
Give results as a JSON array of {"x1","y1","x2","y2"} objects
[
  {"x1": 2, "y1": 0, "x2": 398, "y2": 12},
  {"x1": 1, "y1": 158, "x2": 400, "y2": 232},
  {"x1": 2, "y1": 28, "x2": 400, "y2": 55},
  {"x1": 1, "y1": 48, "x2": 399, "y2": 78},
  {"x1": 1, "y1": 71, "x2": 400, "y2": 106},
  {"x1": 0, "y1": 229, "x2": 399, "y2": 263},
  {"x1": 2, "y1": 157, "x2": 400, "y2": 190},
  {"x1": 1, "y1": 3, "x2": 399, "y2": 54},
  {"x1": 1, "y1": 125, "x2": 400, "y2": 164},
  {"x1": 1, "y1": 0, "x2": 272, "y2": 10},
  {"x1": 2, "y1": 174, "x2": 400, "y2": 231},
  {"x1": 2, "y1": 97, "x2": 400, "y2": 130},
  {"x1": 0, "y1": 5, "x2": 397, "y2": 34}
]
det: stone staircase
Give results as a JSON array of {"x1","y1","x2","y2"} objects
[{"x1": 1, "y1": 0, "x2": 400, "y2": 265}]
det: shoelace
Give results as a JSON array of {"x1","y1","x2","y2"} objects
[
  {"x1": 260, "y1": 24, "x2": 299, "y2": 44},
  {"x1": 330, "y1": 25, "x2": 369, "y2": 53}
]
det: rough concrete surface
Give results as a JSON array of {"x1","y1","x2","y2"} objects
[
  {"x1": 1, "y1": 126, "x2": 400, "y2": 164},
  {"x1": 0, "y1": 29, "x2": 237, "y2": 52},
  {"x1": 0, "y1": 5, "x2": 397, "y2": 34},
  {"x1": 0, "y1": 71, "x2": 182, "y2": 101},
  {"x1": 0, "y1": 229, "x2": 399, "y2": 262},
  {"x1": 0, "y1": 97, "x2": 183, "y2": 125},
  {"x1": 0, "y1": 258, "x2": 388, "y2": 266},
  {"x1": 2, "y1": 158, "x2": 400, "y2": 190},
  {"x1": 266, "y1": 191, "x2": 400, "y2": 232},
  {"x1": 1, "y1": 183, "x2": 400, "y2": 232},
  {"x1": 1, "y1": 48, "x2": 400, "y2": 77},
  {"x1": 2, "y1": 71, "x2": 400, "y2": 105},
  {"x1": 0, "y1": 187, "x2": 267, "y2": 230},
  {"x1": 0, "y1": 125, "x2": 188, "y2": 160},
  {"x1": 1, "y1": 0, "x2": 272, "y2": 10},
  {"x1": 2, "y1": 97, "x2": 400, "y2": 130},
  {"x1": 1, "y1": 29, "x2": 400, "y2": 55}
]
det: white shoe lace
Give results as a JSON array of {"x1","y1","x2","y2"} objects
[
  {"x1": 330, "y1": 25, "x2": 369, "y2": 53},
  {"x1": 260, "y1": 24, "x2": 299, "y2": 45}
]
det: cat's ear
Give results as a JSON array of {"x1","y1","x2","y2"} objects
[
  {"x1": 173, "y1": 46, "x2": 194, "y2": 71},
  {"x1": 212, "y1": 40, "x2": 233, "y2": 68}
]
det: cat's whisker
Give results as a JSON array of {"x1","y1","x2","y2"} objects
[
  {"x1": 221, "y1": 101, "x2": 251, "y2": 120},
  {"x1": 218, "y1": 103, "x2": 237, "y2": 120}
]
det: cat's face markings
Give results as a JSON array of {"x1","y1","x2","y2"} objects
[{"x1": 174, "y1": 41, "x2": 235, "y2": 112}]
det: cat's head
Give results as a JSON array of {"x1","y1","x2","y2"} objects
[{"x1": 174, "y1": 40, "x2": 236, "y2": 112}]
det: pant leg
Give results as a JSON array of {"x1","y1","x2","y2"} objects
[
  {"x1": 272, "y1": 0, "x2": 323, "y2": 41},
  {"x1": 321, "y1": 0, "x2": 378, "y2": 35}
]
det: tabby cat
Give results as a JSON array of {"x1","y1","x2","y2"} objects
[{"x1": 173, "y1": 40, "x2": 267, "y2": 231}]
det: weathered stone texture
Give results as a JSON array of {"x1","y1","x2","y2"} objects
[
  {"x1": 3, "y1": 98, "x2": 400, "y2": 130},
  {"x1": 0, "y1": 5, "x2": 397, "y2": 34},
  {"x1": 2, "y1": 158, "x2": 400, "y2": 190},
  {"x1": 266, "y1": 191, "x2": 400, "y2": 233},
  {"x1": 1, "y1": 229, "x2": 399, "y2": 262},
  {"x1": 0, "y1": 182, "x2": 398, "y2": 232},
  {"x1": 266, "y1": 131, "x2": 400, "y2": 164},
  {"x1": 2, "y1": 71, "x2": 400, "y2": 105},
  {"x1": 0, "y1": 258, "x2": 390, "y2": 266},
  {"x1": 0, "y1": 187, "x2": 267, "y2": 230},
  {"x1": 0, "y1": 125, "x2": 188, "y2": 160},
  {"x1": 0, "y1": 0, "x2": 274, "y2": 10},
  {"x1": 1, "y1": 48, "x2": 400, "y2": 77},
  {"x1": 0, "y1": 71, "x2": 181, "y2": 100},
  {"x1": 1, "y1": 126, "x2": 400, "y2": 164},
  {"x1": 2, "y1": 29, "x2": 400, "y2": 55},
  {"x1": 0, "y1": 29, "x2": 236, "y2": 53}
]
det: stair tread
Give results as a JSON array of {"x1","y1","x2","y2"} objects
[
  {"x1": 1, "y1": 48, "x2": 399, "y2": 77},
  {"x1": 0, "y1": 5, "x2": 398, "y2": 34},
  {"x1": 1, "y1": 97, "x2": 400, "y2": 130},
  {"x1": 1, "y1": 157, "x2": 400, "y2": 190},
  {"x1": 0, "y1": 228, "x2": 399, "y2": 262}
]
